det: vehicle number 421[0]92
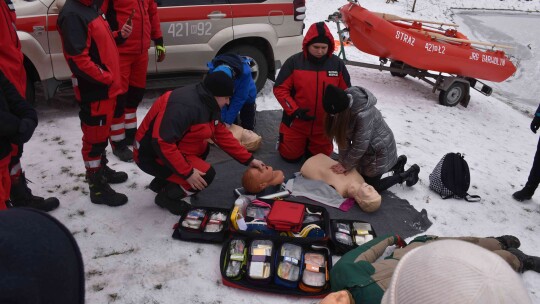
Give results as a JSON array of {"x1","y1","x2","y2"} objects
[{"x1": 167, "y1": 22, "x2": 212, "y2": 37}]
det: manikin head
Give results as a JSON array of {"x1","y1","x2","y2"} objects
[
  {"x1": 242, "y1": 165, "x2": 285, "y2": 194},
  {"x1": 347, "y1": 182, "x2": 381, "y2": 213},
  {"x1": 228, "y1": 124, "x2": 262, "y2": 152}
]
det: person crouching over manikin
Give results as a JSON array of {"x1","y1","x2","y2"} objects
[
  {"x1": 242, "y1": 165, "x2": 285, "y2": 194},
  {"x1": 300, "y1": 153, "x2": 382, "y2": 213}
]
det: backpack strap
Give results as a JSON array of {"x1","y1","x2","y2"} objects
[{"x1": 464, "y1": 194, "x2": 481, "y2": 202}]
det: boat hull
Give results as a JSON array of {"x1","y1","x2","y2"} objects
[{"x1": 339, "y1": 3, "x2": 516, "y2": 82}]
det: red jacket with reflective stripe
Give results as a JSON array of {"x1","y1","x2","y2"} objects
[
  {"x1": 135, "y1": 83, "x2": 253, "y2": 179},
  {"x1": 103, "y1": 0, "x2": 162, "y2": 54},
  {"x1": 0, "y1": 0, "x2": 26, "y2": 98},
  {"x1": 273, "y1": 22, "x2": 351, "y2": 129},
  {"x1": 57, "y1": 0, "x2": 122, "y2": 102}
]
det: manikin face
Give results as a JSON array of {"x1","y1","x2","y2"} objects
[
  {"x1": 348, "y1": 182, "x2": 381, "y2": 211},
  {"x1": 308, "y1": 43, "x2": 329, "y2": 58},
  {"x1": 243, "y1": 165, "x2": 285, "y2": 193},
  {"x1": 215, "y1": 96, "x2": 231, "y2": 109},
  {"x1": 257, "y1": 165, "x2": 285, "y2": 186}
]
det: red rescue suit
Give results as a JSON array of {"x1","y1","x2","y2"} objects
[
  {"x1": 57, "y1": 0, "x2": 122, "y2": 171},
  {"x1": 273, "y1": 22, "x2": 351, "y2": 161},
  {"x1": 0, "y1": 0, "x2": 26, "y2": 98},
  {"x1": 134, "y1": 83, "x2": 253, "y2": 192},
  {"x1": 1, "y1": 0, "x2": 32, "y2": 184},
  {"x1": 104, "y1": 0, "x2": 163, "y2": 146}
]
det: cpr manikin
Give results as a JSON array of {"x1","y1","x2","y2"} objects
[
  {"x1": 300, "y1": 153, "x2": 381, "y2": 212},
  {"x1": 242, "y1": 165, "x2": 285, "y2": 194}
]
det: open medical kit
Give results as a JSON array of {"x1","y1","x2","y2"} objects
[{"x1": 330, "y1": 220, "x2": 377, "y2": 255}]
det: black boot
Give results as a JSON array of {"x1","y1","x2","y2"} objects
[
  {"x1": 112, "y1": 141, "x2": 133, "y2": 162},
  {"x1": 494, "y1": 235, "x2": 521, "y2": 250},
  {"x1": 507, "y1": 248, "x2": 540, "y2": 273},
  {"x1": 512, "y1": 182, "x2": 537, "y2": 202},
  {"x1": 149, "y1": 177, "x2": 169, "y2": 193},
  {"x1": 154, "y1": 183, "x2": 190, "y2": 215},
  {"x1": 392, "y1": 155, "x2": 407, "y2": 175},
  {"x1": 99, "y1": 155, "x2": 128, "y2": 184},
  {"x1": 125, "y1": 128, "x2": 136, "y2": 146},
  {"x1": 400, "y1": 164, "x2": 420, "y2": 187},
  {"x1": 87, "y1": 169, "x2": 128, "y2": 207},
  {"x1": 9, "y1": 172, "x2": 60, "y2": 212}
]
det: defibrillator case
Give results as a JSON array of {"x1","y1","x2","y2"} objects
[
  {"x1": 172, "y1": 206, "x2": 230, "y2": 243},
  {"x1": 230, "y1": 197, "x2": 330, "y2": 244}
]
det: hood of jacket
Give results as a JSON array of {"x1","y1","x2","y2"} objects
[
  {"x1": 302, "y1": 22, "x2": 335, "y2": 58},
  {"x1": 347, "y1": 86, "x2": 378, "y2": 115},
  {"x1": 208, "y1": 54, "x2": 244, "y2": 77}
]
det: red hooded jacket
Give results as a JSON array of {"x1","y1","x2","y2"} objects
[
  {"x1": 103, "y1": 0, "x2": 162, "y2": 54},
  {"x1": 57, "y1": 0, "x2": 122, "y2": 103},
  {"x1": 273, "y1": 22, "x2": 351, "y2": 130},
  {"x1": 0, "y1": 0, "x2": 26, "y2": 98}
]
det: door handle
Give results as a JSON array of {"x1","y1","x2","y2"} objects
[{"x1": 208, "y1": 11, "x2": 226, "y2": 19}]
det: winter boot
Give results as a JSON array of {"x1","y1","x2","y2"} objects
[
  {"x1": 154, "y1": 183, "x2": 190, "y2": 215},
  {"x1": 400, "y1": 164, "x2": 420, "y2": 187},
  {"x1": 149, "y1": 177, "x2": 169, "y2": 193},
  {"x1": 512, "y1": 182, "x2": 537, "y2": 202},
  {"x1": 392, "y1": 155, "x2": 407, "y2": 175},
  {"x1": 494, "y1": 235, "x2": 521, "y2": 250},
  {"x1": 99, "y1": 155, "x2": 128, "y2": 184},
  {"x1": 125, "y1": 128, "x2": 136, "y2": 146},
  {"x1": 507, "y1": 248, "x2": 540, "y2": 273},
  {"x1": 87, "y1": 169, "x2": 128, "y2": 207},
  {"x1": 9, "y1": 172, "x2": 60, "y2": 212},
  {"x1": 112, "y1": 142, "x2": 133, "y2": 162}
]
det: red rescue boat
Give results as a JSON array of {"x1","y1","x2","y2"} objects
[{"x1": 339, "y1": 2, "x2": 516, "y2": 82}]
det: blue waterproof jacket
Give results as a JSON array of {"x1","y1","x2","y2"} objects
[{"x1": 207, "y1": 54, "x2": 257, "y2": 125}]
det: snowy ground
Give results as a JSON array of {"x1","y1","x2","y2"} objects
[{"x1": 22, "y1": 0, "x2": 540, "y2": 303}]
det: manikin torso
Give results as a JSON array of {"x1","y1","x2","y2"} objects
[{"x1": 300, "y1": 153, "x2": 364, "y2": 197}]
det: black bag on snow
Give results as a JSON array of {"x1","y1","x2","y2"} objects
[{"x1": 429, "y1": 153, "x2": 481, "y2": 202}]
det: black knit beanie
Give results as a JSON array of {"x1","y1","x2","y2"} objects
[
  {"x1": 323, "y1": 84, "x2": 349, "y2": 114},
  {"x1": 204, "y1": 71, "x2": 234, "y2": 97}
]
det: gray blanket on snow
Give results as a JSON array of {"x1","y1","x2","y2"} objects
[{"x1": 191, "y1": 110, "x2": 432, "y2": 239}]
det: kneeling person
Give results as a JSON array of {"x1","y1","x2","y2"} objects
[{"x1": 134, "y1": 72, "x2": 264, "y2": 214}]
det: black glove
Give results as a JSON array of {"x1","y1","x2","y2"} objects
[
  {"x1": 531, "y1": 116, "x2": 540, "y2": 134},
  {"x1": 294, "y1": 108, "x2": 315, "y2": 121},
  {"x1": 18, "y1": 118, "x2": 37, "y2": 143}
]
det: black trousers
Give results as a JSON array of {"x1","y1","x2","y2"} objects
[{"x1": 527, "y1": 137, "x2": 540, "y2": 185}]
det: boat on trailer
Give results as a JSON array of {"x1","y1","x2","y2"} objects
[{"x1": 331, "y1": 1, "x2": 517, "y2": 106}]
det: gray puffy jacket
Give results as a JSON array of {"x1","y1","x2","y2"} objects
[{"x1": 338, "y1": 86, "x2": 397, "y2": 177}]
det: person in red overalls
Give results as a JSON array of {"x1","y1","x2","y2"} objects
[
  {"x1": 103, "y1": 0, "x2": 164, "y2": 162},
  {"x1": 273, "y1": 22, "x2": 351, "y2": 163},
  {"x1": 133, "y1": 72, "x2": 265, "y2": 215},
  {"x1": 0, "y1": 0, "x2": 59, "y2": 211},
  {"x1": 57, "y1": 0, "x2": 133, "y2": 206}
]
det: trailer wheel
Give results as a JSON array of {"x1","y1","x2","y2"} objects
[
  {"x1": 390, "y1": 61, "x2": 407, "y2": 78},
  {"x1": 439, "y1": 82, "x2": 468, "y2": 107}
]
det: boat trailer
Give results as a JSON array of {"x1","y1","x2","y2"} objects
[{"x1": 327, "y1": 12, "x2": 494, "y2": 107}]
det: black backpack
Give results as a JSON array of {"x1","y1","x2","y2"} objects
[{"x1": 429, "y1": 153, "x2": 481, "y2": 202}]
